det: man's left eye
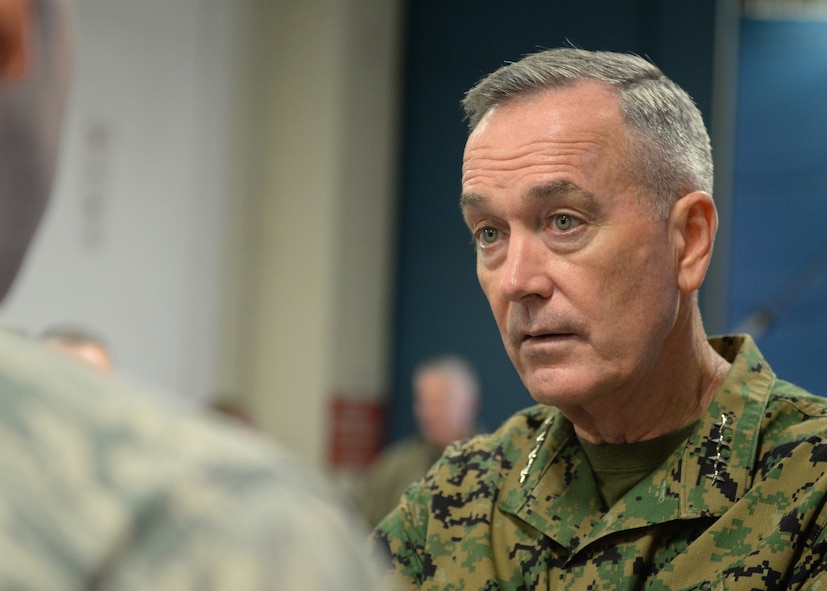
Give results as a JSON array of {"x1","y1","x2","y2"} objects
[{"x1": 553, "y1": 214, "x2": 576, "y2": 231}]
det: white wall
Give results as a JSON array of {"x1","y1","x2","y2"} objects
[
  {"x1": 0, "y1": 0, "x2": 404, "y2": 469},
  {"x1": 2, "y1": 0, "x2": 233, "y2": 399}
]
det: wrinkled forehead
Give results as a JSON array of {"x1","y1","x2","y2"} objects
[
  {"x1": 469, "y1": 79, "x2": 622, "y2": 134},
  {"x1": 462, "y1": 81, "x2": 627, "y2": 164},
  {"x1": 460, "y1": 82, "x2": 634, "y2": 200}
]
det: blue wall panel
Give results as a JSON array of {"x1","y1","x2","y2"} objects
[{"x1": 729, "y1": 18, "x2": 827, "y2": 395}]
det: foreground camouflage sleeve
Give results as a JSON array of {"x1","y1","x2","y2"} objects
[
  {"x1": 0, "y1": 331, "x2": 384, "y2": 590},
  {"x1": 92, "y1": 448, "x2": 384, "y2": 590}
]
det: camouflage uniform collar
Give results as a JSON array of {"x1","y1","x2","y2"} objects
[
  {"x1": 498, "y1": 334, "x2": 774, "y2": 557},
  {"x1": 682, "y1": 334, "x2": 774, "y2": 515}
]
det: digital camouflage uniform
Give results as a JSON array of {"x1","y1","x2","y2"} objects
[
  {"x1": 0, "y1": 329, "x2": 383, "y2": 590},
  {"x1": 372, "y1": 335, "x2": 827, "y2": 590}
]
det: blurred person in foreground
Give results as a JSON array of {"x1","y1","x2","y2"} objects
[
  {"x1": 40, "y1": 323, "x2": 114, "y2": 371},
  {"x1": 0, "y1": 1, "x2": 382, "y2": 589},
  {"x1": 359, "y1": 355, "x2": 480, "y2": 527},
  {"x1": 370, "y1": 47, "x2": 827, "y2": 589}
]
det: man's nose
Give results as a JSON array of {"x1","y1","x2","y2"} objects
[{"x1": 498, "y1": 232, "x2": 554, "y2": 302}]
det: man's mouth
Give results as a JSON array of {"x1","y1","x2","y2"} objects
[{"x1": 521, "y1": 331, "x2": 575, "y2": 343}]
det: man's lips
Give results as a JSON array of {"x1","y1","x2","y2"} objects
[
  {"x1": 506, "y1": 310, "x2": 583, "y2": 346},
  {"x1": 520, "y1": 331, "x2": 576, "y2": 343}
]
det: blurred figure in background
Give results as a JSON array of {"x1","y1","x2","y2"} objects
[
  {"x1": 208, "y1": 392, "x2": 256, "y2": 428},
  {"x1": 40, "y1": 323, "x2": 114, "y2": 371},
  {"x1": 0, "y1": 1, "x2": 383, "y2": 588},
  {"x1": 359, "y1": 354, "x2": 481, "y2": 527}
]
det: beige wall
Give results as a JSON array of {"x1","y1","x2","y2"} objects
[{"x1": 234, "y1": 0, "x2": 404, "y2": 467}]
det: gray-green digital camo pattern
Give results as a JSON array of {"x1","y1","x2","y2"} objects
[
  {"x1": 0, "y1": 329, "x2": 383, "y2": 590},
  {"x1": 372, "y1": 335, "x2": 827, "y2": 590}
]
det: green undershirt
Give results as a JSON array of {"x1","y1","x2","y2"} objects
[{"x1": 579, "y1": 420, "x2": 698, "y2": 509}]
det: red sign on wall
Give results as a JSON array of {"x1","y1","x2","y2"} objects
[{"x1": 327, "y1": 396, "x2": 386, "y2": 470}]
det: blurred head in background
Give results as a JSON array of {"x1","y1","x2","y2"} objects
[
  {"x1": 412, "y1": 355, "x2": 480, "y2": 450},
  {"x1": 41, "y1": 324, "x2": 114, "y2": 372}
]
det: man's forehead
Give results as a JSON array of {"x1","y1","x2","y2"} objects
[
  {"x1": 460, "y1": 84, "x2": 631, "y2": 210},
  {"x1": 463, "y1": 85, "x2": 623, "y2": 170},
  {"x1": 468, "y1": 80, "x2": 620, "y2": 135}
]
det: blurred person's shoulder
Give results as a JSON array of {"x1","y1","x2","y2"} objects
[
  {"x1": 0, "y1": 326, "x2": 286, "y2": 486},
  {"x1": 0, "y1": 328, "x2": 383, "y2": 590}
]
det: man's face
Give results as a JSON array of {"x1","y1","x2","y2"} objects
[{"x1": 460, "y1": 82, "x2": 681, "y2": 411}]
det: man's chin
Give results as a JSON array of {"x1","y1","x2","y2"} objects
[{"x1": 521, "y1": 368, "x2": 595, "y2": 408}]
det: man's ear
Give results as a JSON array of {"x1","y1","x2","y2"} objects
[
  {"x1": 670, "y1": 191, "x2": 718, "y2": 294},
  {"x1": 0, "y1": 0, "x2": 32, "y2": 81}
]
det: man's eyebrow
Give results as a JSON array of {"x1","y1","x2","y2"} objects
[
  {"x1": 460, "y1": 180, "x2": 598, "y2": 211},
  {"x1": 459, "y1": 192, "x2": 486, "y2": 211},
  {"x1": 527, "y1": 180, "x2": 597, "y2": 207}
]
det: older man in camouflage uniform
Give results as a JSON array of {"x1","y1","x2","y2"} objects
[
  {"x1": 371, "y1": 48, "x2": 827, "y2": 589},
  {"x1": 0, "y1": 1, "x2": 383, "y2": 589}
]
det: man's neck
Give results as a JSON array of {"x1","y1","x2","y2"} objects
[{"x1": 564, "y1": 315, "x2": 732, "y2": 445}]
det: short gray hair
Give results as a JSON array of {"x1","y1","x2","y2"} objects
[{"x1": 461, "y1": 48, "x2": 713, "y2": 218}]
